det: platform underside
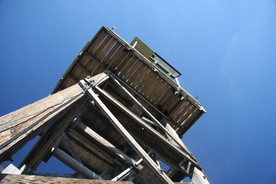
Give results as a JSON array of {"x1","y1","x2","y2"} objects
[{"x1": 52, "y1": 27, "x2": 205, "y2": 137}]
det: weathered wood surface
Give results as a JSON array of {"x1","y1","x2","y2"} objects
[
  {"x1": 19, "y1": 99, "x2": 87, "y2": 174},
  {"x1": 74, "y1": 121, "x2": 141, "y2": 170},
  {"x1": 191, "y1": 167, "x2": 211, "y2": 184},
  {"x1": 52, "y1": 26, "x2": 205, "y2": 137},
  {"x1": 67, "y1": 128, "x2": 124, "y2": 168},
  {"x1": 85, "y1": 87, "x2": 174, "y2": 184},
  {"x1": 53, "y1": 148, "x2": 102, "y2": 180},
  {"x1": 0, "y1": 84, "x2": 85, "y2": 163},
  {"x1": 94, "y1": 86, "x2": 201, "y2": 170},
  {"x1": 109, "y1": 76, "x2": 193, "y2": 156},
  {"x1": 0, "y1": 84, "x2": 83, "y2": 142},
  {"x1": 0, "y1": 174, "x2": 191, "y2": 184},
  {"x1": 0, "y1": 174, "x2": 134, "y2": 184}
]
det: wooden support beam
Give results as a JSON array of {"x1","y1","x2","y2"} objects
[
  {"x1": 53, "y1": 147, "x2": 102, "y2": 180},
  {"x1": 166, "y1": 167, "x2": 187, "y2": 182},
  {"x1": 109, "y1": 75, "x2": 193, "y2": 156},
  {"x1": 110, "y1": 74, "x2": 169, "y2": 122},
  {"x1": 75, "y1": 121, "x2": 141, "y2": 170},
  {"x1": 111, "y1": 167, "x2": 134, "y2": 181},
  {"x1": 19, "y1": 98, "x2": 87, "y2": 173},
  {"x1": 30, "y1": 173, "x2": 75, "y2": 178},
  {"x1": 67, "y1": 128, "x2": 123, "y2": 167},
  {"x1": 62, "y1": 134, "x2": 83, "y2": 164},
  {"x1": 84, "y1": 72, "x2": 110, "y2": 87},
  {"x1": 191, "y1": 167, "x2": 211, "y2": 184},
  {"x1": 0, "y1": 174, "x2": 192, "y2": 183},
  {"x1": 161, "y1": 118, "x2": 196, "y2": 160},
  {"x1": 0, "y1": 174, "x2": 133, "y2": 184},
  {"x1": 84, "y1": 84, "x2": 174, "y2": 184},
  {"x1": 0, "y1": 83, "x2": 86, "y2": 163},
  {"x1": 94, "y1": 86, "x2": 201, "y2": 170}
]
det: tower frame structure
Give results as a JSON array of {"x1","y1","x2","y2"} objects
[{"x1": 0, "y1": 27, "x2": 210, "y2": 184}]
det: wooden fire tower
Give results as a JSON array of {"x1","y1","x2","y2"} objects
[{"x1": 0, "y1": 27, "x2": 210, "y2": 184}]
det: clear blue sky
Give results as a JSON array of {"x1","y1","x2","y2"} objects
[{"x1": 1, "y1": 1, "x2": 276, "y2": 183}]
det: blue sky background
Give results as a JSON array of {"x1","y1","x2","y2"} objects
[{"x1": 1, "y1": 1, "x2": 276, "y2": 183}]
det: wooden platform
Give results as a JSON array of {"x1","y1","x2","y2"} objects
[{"x1": 52, "y1": 27, "x2": 205, "y2": 137}]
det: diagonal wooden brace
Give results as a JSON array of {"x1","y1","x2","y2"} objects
[
  {"x1": 82, "y1": 80, "x2": 174, "y2": 184},
  {"x1": 109, "y1": 74, "x2": 197, "y2": 160}
]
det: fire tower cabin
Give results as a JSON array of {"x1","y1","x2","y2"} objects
[{"x1": 0, "y1": 27, "x2": 209, "y2": 184}]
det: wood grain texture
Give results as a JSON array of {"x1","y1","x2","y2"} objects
[
  {"x1": 0, "y1": 84, "x2": 85, "y2": 163},
  {"x1": 0, "y1": 174, "x2": 191, "y2": 184},
  {"x1": 86, "y1": 88, "x2": 174, "y2": 184},
  {"x1": 0, "y1": 174, "x2": 134, "y2": 184},
  {"x1": 51, "y1": 27, "x2": 205, "y2": 137}
]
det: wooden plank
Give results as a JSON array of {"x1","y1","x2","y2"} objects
[
  {"x1": 83, "y1": 55, "x2": 102, "y2": 75},
  {"x1": 64, "y1": 136, "x2": 114, "y2": 175},
  {"x1": 85, "y1": 86, "x2": 174, "y2": 184},
  {"x1": 61, "y1": 134, "x2": 83, "y2": 164},
  {"x1": 132, "y1": 66, "x2": 152, "y2": 92},
  {"x1": 120, "y1": 57, "x2": 140, "y2": 80},
  {"x1": 0, "y1": 174, "x2": 136, "y2": 184},
  {"x1": 155, "y1": 85, "x2": 172, "y2": 106},
  {"x1": 162, "y1": 94, "x2": 179, "y2": 114},
  {"x1": 67, "y1": 128, "x2": 123, "y2": 167},
  {"x1": 191, "y1": 167, "x2": 211, "y2": 184},
  {"x1": 62, "y1": 76, "x2": 78, "y2": 89},
  {"x1": 80, "y1": 54, "x2": 106, "y2": 77},
  {"x1": 73, "y1": 63, "x2": 91, "y2": 79},
  {"x1": 134, "y1": 165, "x2": 170, "y2": 184},
  {"x1": 90, "y1": 61, "x2": 105, "y2": 76},
  {"x1": 102, "y1": 42, "x2": 122, "y2": 65},
  {"x1": 181, "y1": 110, "x2": 205, "y2": 135},
  {"x1": 180, "y1": 108, "x2": 199, "y2": 127},
  {"x1": 137, "y1": 70, "x2": 159, "y2": 95},
  {"x1": 0, "y1": 84, "x2": 85, "y2": 163},
  {"x1": 79, "y1": 53, "x2": 97, "y2": 73},
  {"x1": 53, "y1": 148, "x2": 103, "y2": 180},
  {"x1": 170, "y1": 101, "x2": 190, "y2": 121},
  {"x1": 116, "y1": 54, "x2": 137, "y2": 78},
  {"x1": 150, "y1": 79, "x2": 171, "y2": 104},
  {"x1": 19, "y1": 98, "x2": 87, "y2": 173},
  {"x1": 176, "y1": 105, "x2": 196, "y2": 123},
  {"x1": 97, "y1": 38, "x2": 117, "y2": 60},
  {"x1": 165, "y1": 96, "x2": 182, "y2": 114},
  {"x1": 117, "y1": 120, "x2": 182, "y2": 168},
  {"x1": 94, "y1": 35, "x2": 113, "y2": 59},
  {"x1": 110, "y1": 51, "x2": 130, "y2": 72},
  {"x1": 110, "y1": 74, "x2": 174, "y2": 131},
  {"x1": 106, "y1": 48, "x2": 126, "y2": 70},
  {"x1": 75, "y1": 121, "x2": 141, "y2": 170},
  {"x1": 122, "y1": 58, "x2": 142, "y2": 84},
  {"x1": 105, "y1": 46, "x2": 125, "y2": 68},
  {"x1": 108, "y1": 77, "x2": 194, "y2": 157},
  {"x1": 1, "y1": 164, "x2": 22, "y2": 175},
  {"x1": 125, "y1": 60, "x2": 145, "y2": 84},
  {"x1": 88, "y1": 30, "x2": 109, "y2": 55},
  {"x1": 94, "y1": 86, "x2": 201, "y2": 170},
  {"x1": 31, "y1": 173, "x2": 75, "y2": 178},
  {"x1": 159, "y1": 91, "x2": 175, "y2": 112},
  {"x1": 0, "y1": 174, "x2": 191, "y2": 183},
  {"x1": 166, "y1": 167, "x2": 187, "y2": 182}
]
